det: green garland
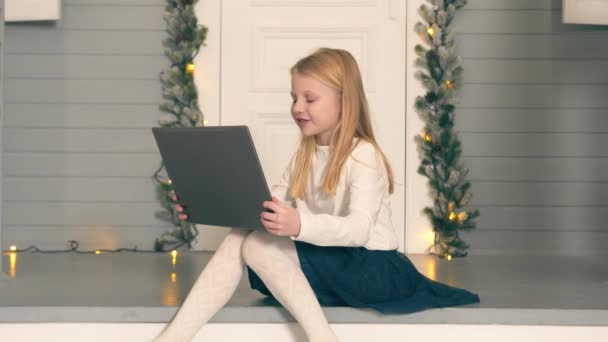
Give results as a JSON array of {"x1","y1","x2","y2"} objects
[
  {"x1": 153, "y1": 0, "x2": 208, "y2": 252},
  {"x1": 413, "y1": 0, "x2": 480, "y2": 258}
]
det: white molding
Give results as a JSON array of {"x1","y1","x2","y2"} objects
[
  {"x1": 563, "y1": 0, "x2": 608, "y2": 25},
  {"x1": 405, "y1": 0, "x2": 434, "y2": 254},
  {"x1": 251, "y1": 0, "x2": 377, "y2": 7},
  {"x1": 5, "y1": 0, "x2": 61, "y2": 22},
  {"x1": 1, "y1": 323, "x2": 607, "y2": 341},
  {"x1": 190, "y1": 0, "x2": 222, "y2": 252},
  {"x1": 0, "y1": 0, "x2": 5, "y2": 275},
  {"x1": 250, "y1": 26, "x2": 376, "y2": 93}
]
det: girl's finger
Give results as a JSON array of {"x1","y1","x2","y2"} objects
[
  {"x1": 260, "y1": 218, "x2": 268, "y2": 230},
  {"x1": 264, "y1": 200, "x2": 280, "y2": 212},
  {"x1": 261, "y1": 217, "x2": 277, "y2": 229},
  {"x1": 265, "y1": 219, "x2": 281, "y2": 230},
  {"x1": 265, "y1": 226, "x2": 281, "y2": 236},
  {"x1": 263, "y1": 223, "x2": 278, "y2": 235},
  {"x1": 261, "y1": 211, "x2": 278, "y2": 222}
]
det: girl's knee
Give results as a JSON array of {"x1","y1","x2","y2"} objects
[
  {"x1": 228, "y1": 227, "x2": 251, "y2": 239},
  {"x1": 221, "y1": 228, "x2": 252, "y2": 247},
  {"x1": 241, "y1": 230, "x2": 271, "y2": 265}
]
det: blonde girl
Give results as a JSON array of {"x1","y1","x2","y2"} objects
[{"x1": 153, "y1": 47, "x2": 479, "y2": 342}]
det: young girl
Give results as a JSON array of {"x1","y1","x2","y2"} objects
[{"x1": 153, "y1": 47, "x2": 480, "y2": 342}]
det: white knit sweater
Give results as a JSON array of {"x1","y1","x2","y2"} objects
[{"x1": 270, "y1": 138, "x2": 399, "y2": 251}]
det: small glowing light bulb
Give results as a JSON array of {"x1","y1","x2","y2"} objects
[
  {"x1": 185, "y1": 63, "x2": 195, "y2": 74},
  {"x1": 447, "y1": 254, "x2": 452, "y2": 261},
  {"x1": 424, "y1": 133, "x2": 432, "y2": 142},
  {"x1": 171, "y1": 250, "x2": 178, "y2": 257},
  {"x1": 171, "y1": 272, "x2": 177, "y2": 283},
  {"x1": 445, "y1": 80, "x2": 453, "y2": 89},
  {"x1": 458, "y1": 212, "x2": 467, "y2": 222},
  {"x1": 427, "y1": 26, "x2": 435, "y2": 37},
  {"x1": 449, "y1": 212, "x2": 457, "y2": 221},
  {"x1": 203, "y1": 119, "x2": 209, "y2": 126},
  {"x1": 167, "y1": 179, "x2": 172, "y2": 185},
  {"x1": 9, "y1": 245, "x2": 17, "y2": 252},
  {"x1": 95, "y1": 250, "x2": 101, "y2": 254}
]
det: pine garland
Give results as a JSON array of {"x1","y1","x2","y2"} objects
[
  {"x1": 153, "y1": 0, "x2": 208, "y2": 252},
  {"x1": 413, "y1": 0, "x2": 480, "y2": 258}
]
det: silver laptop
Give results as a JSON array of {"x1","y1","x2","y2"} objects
[{"x1": 152, "y1": 125, "x2": 274, "y2": 231}]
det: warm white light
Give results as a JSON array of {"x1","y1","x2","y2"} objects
[
  {"x1": 9, "y1": 252, "x2": 16, "y2": 278},
  {"x1": 9, "y1": 245, "x2": 17, "y2": 252},
  {"x1": 171, "y1": 250, "x2": 178, "y2": 266},
  {"x1": 425, "y1": 255, "x2": 437, "y2": 281},
  {"x1": 423, "y1": 230, "x2": 435, "y2": 246},
  {"x1": 185, "y1": 63, "x2": 195, "y2": 74},
  {"x1": 449, "y1": 212, "x2": 457, "y2": 221},
  {"x1": 95, "y1": 250, "x2": 101, "y2": 255}
]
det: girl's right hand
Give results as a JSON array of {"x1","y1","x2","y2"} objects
[{"x1": 172, "y1": 193, "x2": 188, "y2": 221}]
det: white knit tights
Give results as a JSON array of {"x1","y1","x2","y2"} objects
[{"x1": 151, "y1": 228, "x2": 339, "y2": 342}]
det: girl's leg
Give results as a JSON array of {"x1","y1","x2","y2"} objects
[
  {"x1": 152, "y1": 228, "x2": 251, "y2": 342},
  {"x1": 242, "y1": 230, "x2": 339, "y2": 342}
]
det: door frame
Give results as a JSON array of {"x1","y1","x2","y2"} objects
[{"x1": 192, "y1": 0, "x2": 421, "y2": 253}]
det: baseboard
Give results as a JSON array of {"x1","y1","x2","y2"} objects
[{"x1": 1, "y1": 323, "x2": 607, "y2": 342}]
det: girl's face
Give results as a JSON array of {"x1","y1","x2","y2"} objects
[{"x1": 290, "y1": 71, "x2": 341, "y2": 146}]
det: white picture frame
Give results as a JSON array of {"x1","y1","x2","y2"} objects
[
  {"x1": 5, "y1": 0, "x2": 61, "y2": 22},
  {"x1": 563, "y1": 0, "x2": 608, "y2": 25}
]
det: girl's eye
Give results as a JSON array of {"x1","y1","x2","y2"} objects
[{"x1": 290, "y1": 97, "x2": 315, "y2": 103}]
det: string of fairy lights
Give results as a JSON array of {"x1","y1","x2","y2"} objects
[
  {"x1": 2, "y1": 243, "x2": 183, "y2": 284},
  {"x1": 0, "y1": 235, "x2": 196, "y2": 255},
  {"x1": 1, "y1": 179, "x2": 197, "y2": 255},
  {"x1": 421, "y1": 24, "x2": 457, "y2": 262}
]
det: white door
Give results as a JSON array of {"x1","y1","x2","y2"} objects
[{"x1": 198, "y1": 0, "x2": 406, "y2": 252}]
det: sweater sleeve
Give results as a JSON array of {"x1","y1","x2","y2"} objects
[
  {"x1": 269, "y1": 156, "x2": 295, "y2": 208},
  {"x1": 289, "y1": 145, "x2": 388, "y2": 247}
]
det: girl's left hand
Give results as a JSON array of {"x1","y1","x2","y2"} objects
[{"x1": 261, "y1": 196, "x2": 301, "y2": 237}]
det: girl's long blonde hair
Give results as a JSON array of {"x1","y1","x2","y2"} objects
[{"x1": 288, "y1": 47, "x2": 395, "y2": 199}]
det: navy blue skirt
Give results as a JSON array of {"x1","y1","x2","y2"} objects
[{"x1": 247, "y1": 240, "x2": 480, "y2": 314}]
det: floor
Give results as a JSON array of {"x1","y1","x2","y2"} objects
[{"x1": 0, "y1": 251, "x2": 606, "y2": 325}]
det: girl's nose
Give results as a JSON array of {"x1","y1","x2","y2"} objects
[{"x1": 292, "y1": 101, "x2": 304, "y2": 113}]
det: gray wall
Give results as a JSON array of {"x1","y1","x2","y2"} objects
[
  {"x1": 3, "y1": 0, "x2": 608, "y2": 256},
  {"x1": 2, "y1": 0, "x2": 169, "y2": 250},
  {"x1": 0, "y1": 0, "x2": 4, "y2": 256},
  {"x1": 456, "y1": 0, "x2": 608, "y2": 256}
]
